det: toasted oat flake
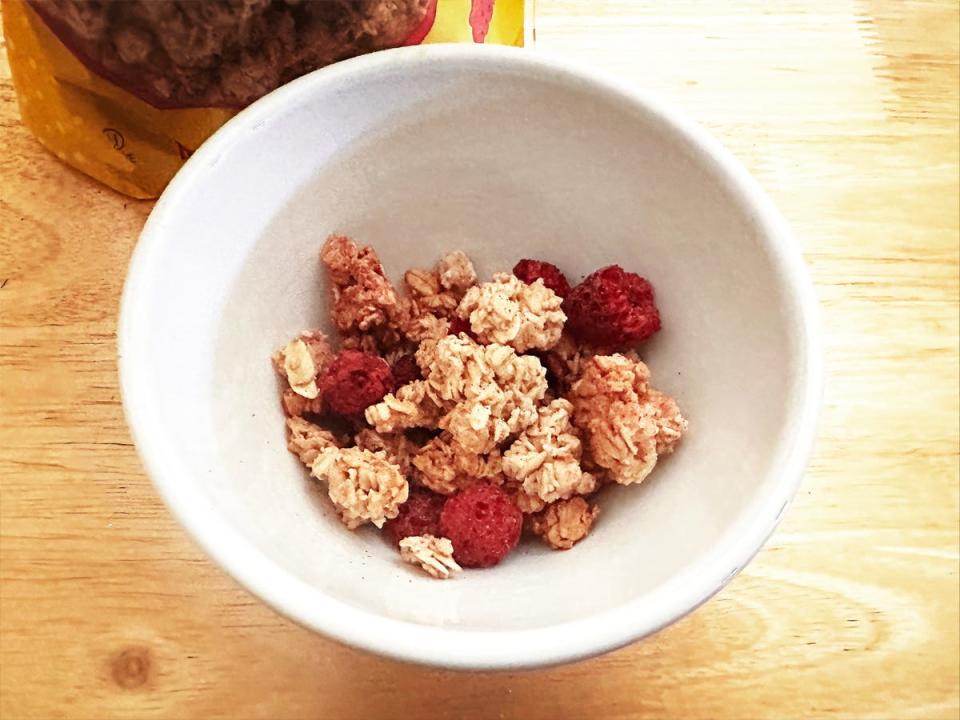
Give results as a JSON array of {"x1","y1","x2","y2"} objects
[
  {"x1": 508, "y1": 483, "x2": 547, "y2": 514},
  {"x1": 394, "y1": 299, "x2": 453, "y2": 343},
  {"x1": 286, "y1": 417, "x2": 338, "y2": 466},
  {"x1": 281, "y1": 387, "x2": 324, "y2": 418},
  {"x1": 646, "y1": 388, "x2": 689, "y2": 456},
  {"x1": 273, "y1": 330, "x2": 334, "y2": 400},
  {"x1": 404, "y1": 267, "x2": 441, "y2": 298},
  {"x1": 365, "y1": 380, "x2": 443, "y2": 433},
  {"x1": 399, "y1": 535, "x2": 461, "y2": 579},
  {"x1": 354, "y1": 428, "x2": 419, "y2": 477},
  {"x1": 282, "y1": 338, "x2": 319, "y2": 398}
]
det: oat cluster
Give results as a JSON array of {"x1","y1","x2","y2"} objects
[
  {"x1": 568, "y1": 354, "x2": 687, "y2": 486},
  {"x1": 399, "y1": 535, "x2": 462, "y2": 579},
  {"x1": 311, "y1": 446, "x2": 408, "y2": 530},
  {"x1": 457, "y1": 273, "x2": 566, "y2": 351},
  {"x1": 272, "y1": 235, "x2": 687, "y2": 579},
  {"x1": 530, "y1": 497, "x2": 600, "y2": 550}
]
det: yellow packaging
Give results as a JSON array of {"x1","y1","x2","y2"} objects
[{"x1": 2, "y1": 0, "x2": 529, "y2": 198}]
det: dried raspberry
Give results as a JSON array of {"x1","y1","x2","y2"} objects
[
  {"x1": 319, "y1": 350, "x2": 393, "y2": 417},
  {"x1": 538, "y1": 351, "x2": 564, "y2": 393},
  {"x1": 448, "y1": 316, "x2": 478, "y2": 341},
  {"x1": 512, "y1": 259, "x2": 572, "y2": 298},
  {"x1": 563, "y1": 265, "x2": 661, "y2": 347},
  {"x1": 385, "y1": 488, "x2": 446, "y2": 545},
  {"x1": 439, "y1": 484, "x2": 522, "y2": 568},
  {"x1": 391, "y1": 354, "x2": 421, "y2": 387}
]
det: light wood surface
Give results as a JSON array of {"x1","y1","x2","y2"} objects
[{"x1": 2, "y1": 2, "x2": 958, "y2": 718}]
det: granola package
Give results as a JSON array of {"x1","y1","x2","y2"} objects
[{"x1": 2, "y1": 0, "x2": 531, "y2": 198}]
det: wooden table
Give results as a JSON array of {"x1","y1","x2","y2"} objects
[{"x1": 2, "y1": 2, "x2": 958, "y2": 718}]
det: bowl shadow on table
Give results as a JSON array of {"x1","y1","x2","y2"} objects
[{"x1": 273, "y1": 591, "x2": 746, "y2": 718}]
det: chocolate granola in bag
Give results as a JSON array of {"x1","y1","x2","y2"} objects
[{"x1": 3, "y1": 0, "x2": 530, "y2": 198}]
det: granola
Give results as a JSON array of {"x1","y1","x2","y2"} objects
[
  {"x1": 320, "y1": 235, "x2": 398, "y2": 334},
  {"x1": 647, "y1": 388, "x2": 689, "y2": 456},
  {"x1": 394, "y1": 299, "x2": 453, "y2": 344},
  {"x1": 502, "y1": 399, "x2": 585, "y2": 503},
  {"x1": 435, "y1": 251, "x2": 478, "y2": 292},
  {"x1": 412, "y1": 433, "x2": 502, "y2": 495},
  {"x1": 275, "y1": 235, "x2": 686, "y2": 578},
  {"x1": 354, "y1": 428, "x2": 419, "y2": 477},
  {"x1": 403, "y1": 268, "x2": 460, "y2": 316},
  {"x1": 399, "y1": 535, "x2": 461, "y2": 579},
  {"x1": 311, "y1": 447, "x2": 408, "y2": 529},
  {"x1": 457, "y1": 273, "x2": 566, "y2": 352},
  {"x1": 568, "y1": 354, "x2": 659, "y2": 485},
  {"x1": 417, "y1": 334, "x2": 547, "y2": 448},
  {"x1": 286, "y1": 417, "x2": 338, "y2": 466},
  {"x1": 341, "y1": 325, "x2": 407, "y2": 355},
  {"x1": 365, "y1": 380, "x2": 444, "y2": 433},
  {"x1": 542, "y1": 332, "x2": 596, "y2": 393},
  {"x1": 272, "y1": 330, "x2": 334, "y2": 399},
  {"x1": 391, "y1": 251, "x2": 478, "y2": 344},
  {"x1": 506, "y1": 469, "x2": 597, "y2": 515},
  {"x1": 281, "y1": 387, "x2": 324, "y2": 418},
  {"x1": 530, "y1": 497, "x2": 600, "y2": 550}
]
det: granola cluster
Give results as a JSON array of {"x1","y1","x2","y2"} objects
[
  {"x1": 457, "y1": 273, "x2": 565, "y2": 351},
  {"x1": 320, "y1": 234, "x2": 399, "y2": 335},
  {"x1": 530, "y1": 497, "x2": 600, "y2": 550},
  {"x1": 393, "y1": 251, "x2": 478, "y2": 344},
  {"x1": 399, "y1": 535, "x2": 462, "y2": 579},
  {"x1": 568, "y1": 354, "x2": 688, "y2": 486},
  {"x1": 273, "y1": 235, "x2": 687, "y2": 579},
  {"x1": 503, "y1": 399, "x2": 591, "y2": 506},
  {"x1": 312, "y1": 446, "x2": 408, "y2": 530}
]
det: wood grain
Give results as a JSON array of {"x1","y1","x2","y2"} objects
[{"x1": 1, "y1": 2, "x2": 958, "y2": 718}]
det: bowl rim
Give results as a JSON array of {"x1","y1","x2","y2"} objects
[{"x1": 119, "y1": 43, "x2": 824, "y2": 670}]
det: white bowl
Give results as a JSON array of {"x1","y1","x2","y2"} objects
[{"x1": 119, "y1": 45, "x2": 822, "y2": 670}]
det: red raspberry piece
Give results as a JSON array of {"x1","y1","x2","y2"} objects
[
  {"x1": 439, "y1": 484, "x2": 522, "y2": 568},
  {"x1": 385, "y1": 488, "x2": 446, "y2": 545},
  {"x1": 391, "y1": 354, "x2": 421, "y2": 387},
  {"x1": 563, "y1": 265, "x2": 661, "y2": 347},
  {"x1": 512, "y1": 259, "x2": 572, "y2": 298},
  {"x1": 449, "y1": 316, "x2": 479, "y2": 341},
  {"x1": 319, "y1": 350, "x2": 393, "y2": 417}
]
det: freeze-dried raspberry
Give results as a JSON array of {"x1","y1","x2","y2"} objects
[
  {"x1": 512, "y1": 259, "x2": 571, "y2": 298},
  {"x1": 448, "y1": 316, "x2": 477, "y2": 340},
  {"x1": 439, "y1": 484, "x2": 522, "y2": 568},
  {"x1": 563, "y1": 265, "x2": 661, "y2": 347},
  {"x1": 385, "y1": 488, "x2": 447, "y2": 545},
  {"x1": 391, "y1": 354, "x2": 422, "y2": 387},
  {"x1": 320, "y1": 350, "x2": 393, "y2": 417}
]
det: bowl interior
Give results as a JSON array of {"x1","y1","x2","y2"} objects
[{"x1": 121, "y1": 47, "x2": 815, "y2": 664}]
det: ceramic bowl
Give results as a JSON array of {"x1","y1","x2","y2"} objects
[{"x1": 119, "y1": 45, "x2": 822, "y2": 669}]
